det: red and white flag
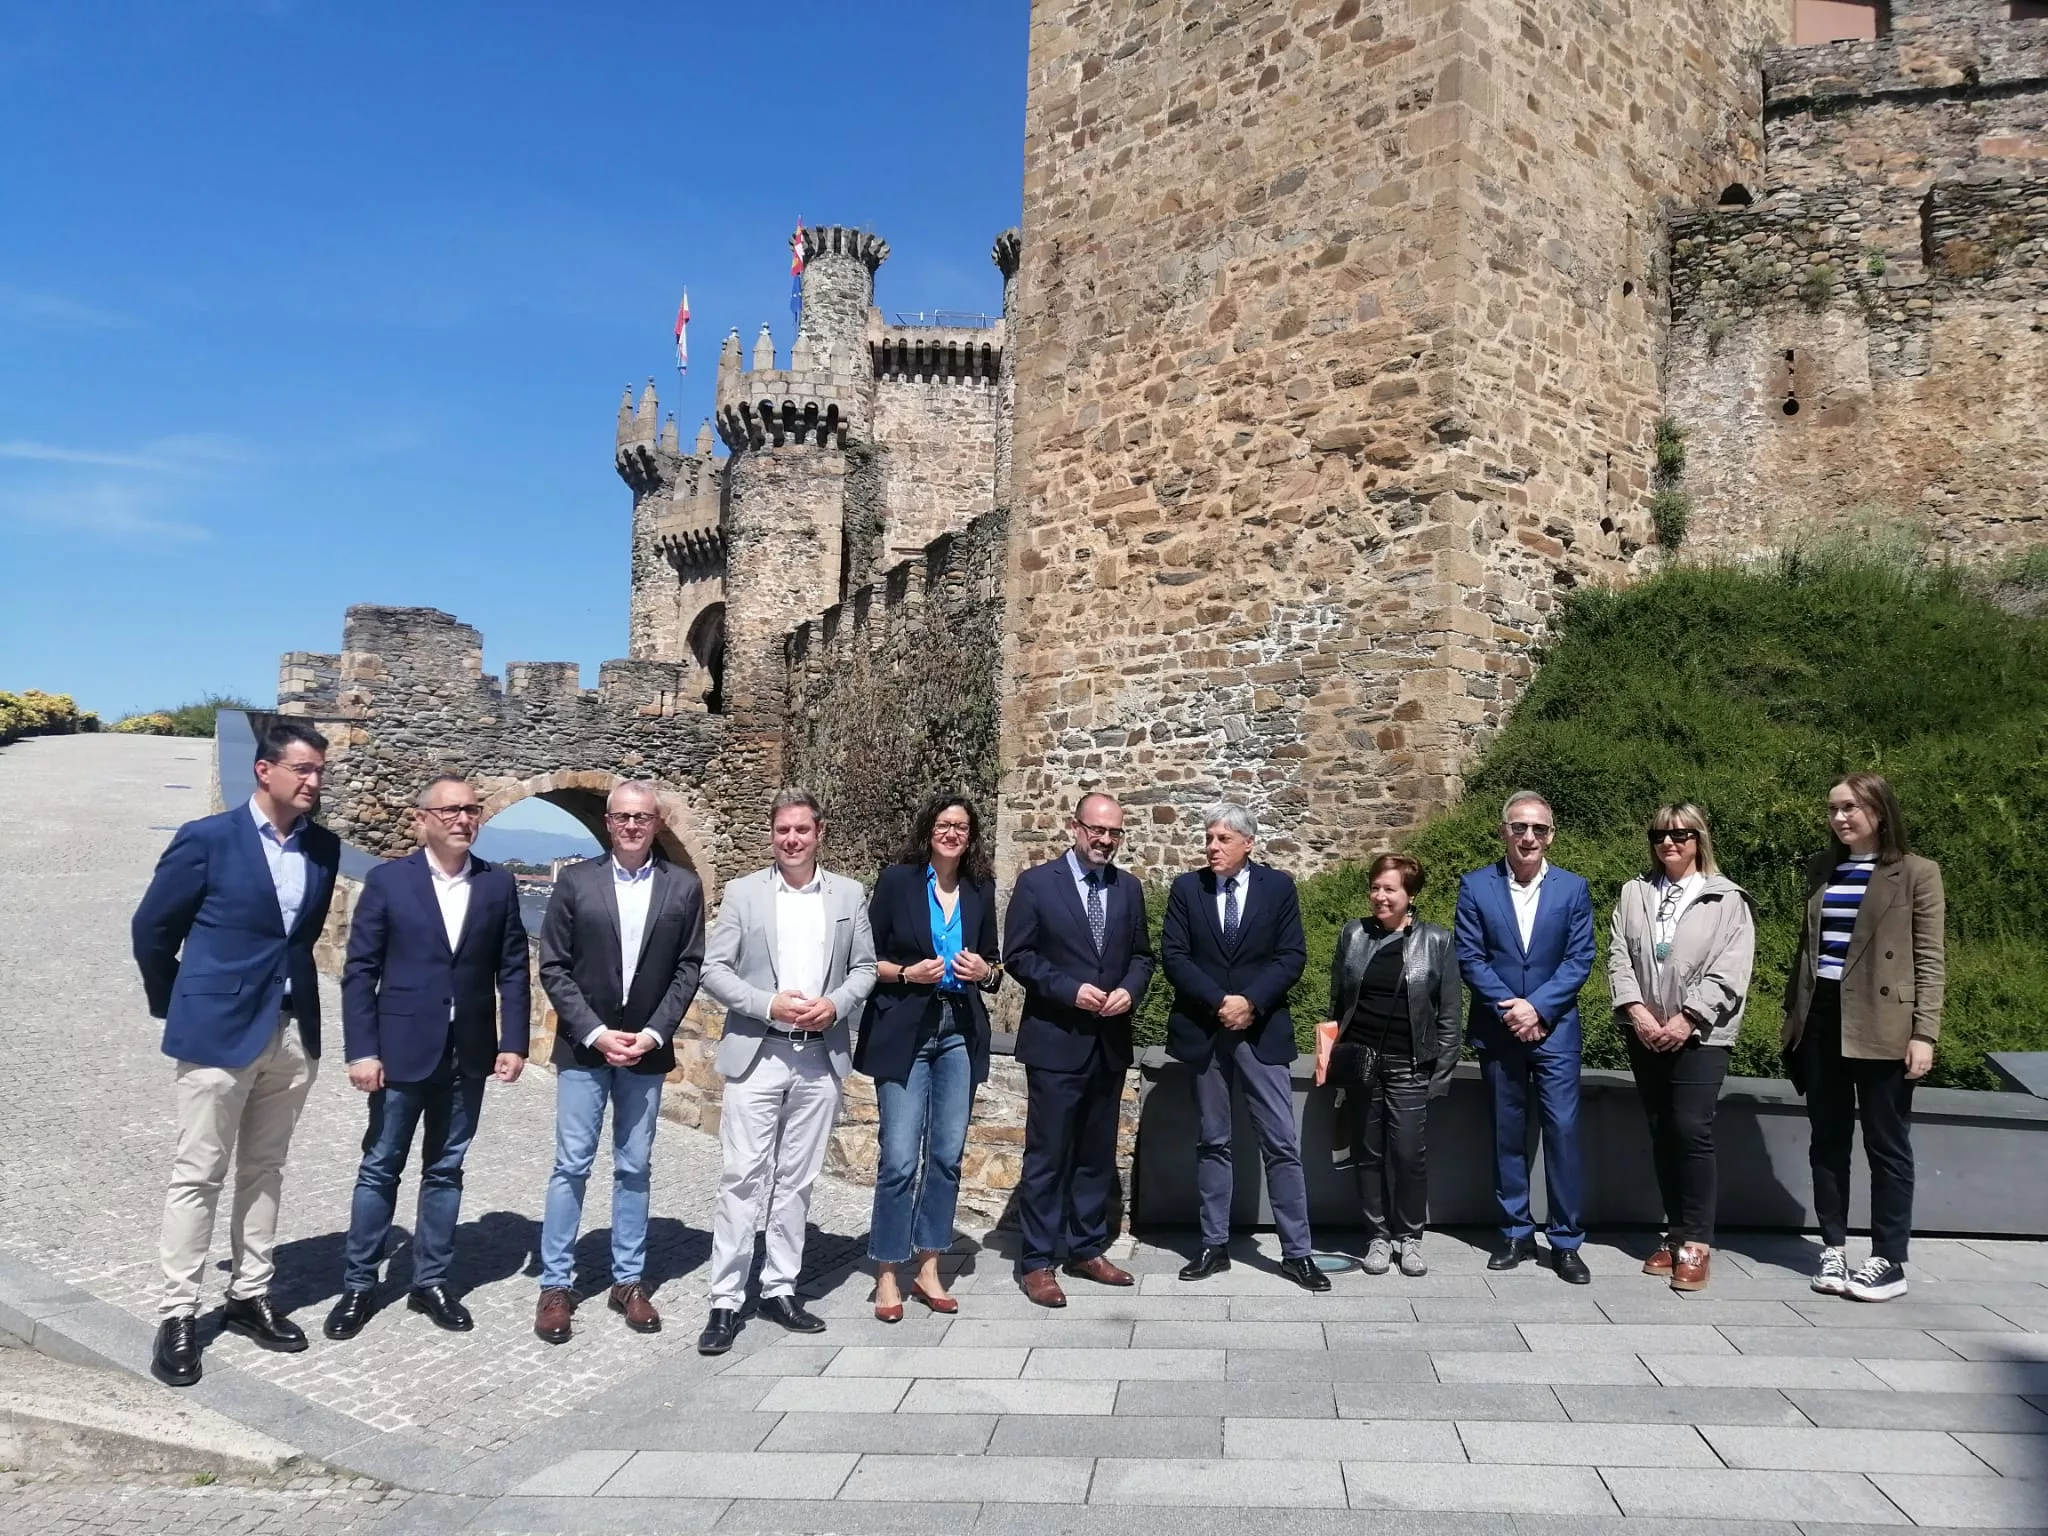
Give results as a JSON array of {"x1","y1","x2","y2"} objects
[
  {"x1": 673, "y1": 289, "x2": 690, "y2": 374},
  {"x1": 790, "y1": 218, "x2": 805, "y2": 320}
]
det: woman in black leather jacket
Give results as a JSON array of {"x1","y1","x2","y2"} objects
[{"x1": 1326, "y1": 854, "x2": 1463, "y2": 1276}]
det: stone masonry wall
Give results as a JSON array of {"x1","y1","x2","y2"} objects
[
  {"x1": 1000, "y1": 0, "x2": 1787, "y2": 883},
  {"x1": 872, "y1": 375, "x2": 1002, "y2": 563}
]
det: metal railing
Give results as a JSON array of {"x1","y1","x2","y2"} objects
[{"x1": 886, "y1": 309, "x2": 997, "y2": 329}]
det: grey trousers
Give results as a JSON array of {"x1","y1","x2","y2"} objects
[{"x1": 1191, "y1": 1032, "x2": 1313, "y2": 1258}]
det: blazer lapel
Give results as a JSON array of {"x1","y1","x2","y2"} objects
[
  {"x1": 1054, "y1": 855, "x2": 1095, "y2": 946},
  {"x1": 1487, "y1": 863, "x2": 1527, "y2": 958},
  {"x1": 949, "y1": 872, "x2": 974, "y2": 963},
  {"x1": 451, "y1": 860, "x2": 495, "y2": 956},
  {"x1": 595, "y1": 859, "x2": 626, "y2": 988},
  {"x1": 1197, "y1": 869, "x2": 1228, "y2": 950},
  {"x1": 634, "y1": 860, "x2": 671, "y2": 975},
  {"x1": 407, "y1": 851, "x2": 454, "y2": 956},
  {"x1": 234, "y1": 810, "x2": 290, "y2": 937},
  {"x1": 761, "y1": 871, "x2": 782, "y2": 987},
  {"x1": 1844, "y1": 862, "x2": 1902, "y2": 973},
  {"x1": 295, "y1": 847, "x2": 333, "y2": 942}
]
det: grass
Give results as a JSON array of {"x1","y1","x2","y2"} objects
[{"x1": 1132, "y1": 544, "x2": 2048, "y2": 1089}]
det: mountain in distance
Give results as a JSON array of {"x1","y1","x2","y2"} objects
[{"x1": 472, "y1": 825, "x2": 602, "y2": 866}]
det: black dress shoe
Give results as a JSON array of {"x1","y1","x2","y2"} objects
[
  {"x1": 1487, "y1": 1236, "x2": 1540, "y2": 1271},
  {"x1": 697, "y1": 1307, "x2": 741, "y2": 1356},
  {"x1": 221, "y1": 1295, "x2": 308, "y2": 1352},
  {"x1": 1280, "y1": 1255, "x2": 1333, "y2": 1293},
  {"x1": 152, "y1": 1316, "x2": 201, "y2": 1387},
  {"x1": 1178, "y1": 1246, "x2": 1232, "y2": 1281},
  {"x1": 757, "y1": 1295, "x2": 826, "y2": 1334},
  {"x1": 408, "y1": 1285, "x2": 474, "y2": 1332},
  {"x1": 1552, "y1": 1248, "x2": 1592, "y2": 1285},
  {"x1": 323, "y1": 1289, "x2": 377, "y2": 1340}
]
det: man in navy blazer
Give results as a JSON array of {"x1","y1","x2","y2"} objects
[
  {"x1": 1160, "y1": 803, "x2": 1326, "y2": 1291},
  {"x1": 325, "y1": 774, "x2": 531, "y2": 1340},
  {"x1": 1454, "y1": 791, "x2": 1598, "y2": 1282},
  {"x1": 132, "y1": 718, "x2": 340, "y2": 1386},
  {"x1": 1003, "y1": 792, "x2": 1155, "y2": 1308}
]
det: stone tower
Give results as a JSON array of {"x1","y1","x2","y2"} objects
[{"x1": 618, "y1": 380, "x2": 726, "y2": 705}]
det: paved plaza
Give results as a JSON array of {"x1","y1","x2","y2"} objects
[{"x1": 2, "y1": 734, "x2": 2047, "y2": 1534}]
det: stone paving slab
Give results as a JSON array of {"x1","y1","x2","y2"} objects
[
  {"x1": 1699, "y1": 1424, "x2": 1995, "y2": 1474},
  {"x1": 1455, "y1": 1419, "x2": 1720, "y2": 1467},
  {"x1": 842, "y1": 1452, "x2": 1093, "y2": 1503},
  {"x1": 1224, "y1": 1346, "x2": 1437, "y2": 1381},
  {"x1": 1333, "y1": 1383, "x2": 1569, "y2": 1421},
  {"x1": 1601, "y1": 1467, "x2": 1909, "y2": 1523},
  {"x1": 1784, "y1": 1388, "x2": 2048, "y2": 1432},
  {"x1": 1221, "y1": 1416, "x2": 1466, "y2": 1461},
  {"x1": 1868, "y1": 1473, "x2": 2048, "y2": 1529},
  {"x1": 1551, "y1": 1385, "x2": 1810, "y2": 1426},
  {"x1": 1721, "y1": 1326, "x2": 1966, "y2": 1358},
  {"x1": 758, "y1": 1410, "x2": 995, "y2": 1454},
  {"x1": 1950, "y1": 1432, "x2": 2048, "y2": 1479},
  {"x1": 987, "y1": 1413, "x2": 1221, "y2": 1459},
  {"x1": 1090, "y1": 1456, "x2": 1349, "y2": 1507},
  {"x1": 1341, "y1": 1461, "x2": 1617, "y2": 1516},
  {"x1": 1642, "y1": 1353, "x2": 1890, "y2": 1389}
]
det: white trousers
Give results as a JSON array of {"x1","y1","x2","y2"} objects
[
  {"x1": 158, "y1": 1017, "x2": 317, "y2": 1318},
  {"x1": 707, "y1": 1036, "x2": 842, "y2": 1309}
]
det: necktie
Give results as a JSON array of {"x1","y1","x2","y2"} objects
[
  {"x1": 1222, "y1": 876, "x2": 1240, "y2": 945},
  {"x1": 1086, "y1": 872, "x2": 1106, "y2": 955}
]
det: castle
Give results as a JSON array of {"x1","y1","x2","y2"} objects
[{"x1": 280, "y1": 0, "x2": 2046, "y2": 898}]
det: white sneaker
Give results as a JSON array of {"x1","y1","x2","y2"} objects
[
  {"x1": 1398, "y1": 1239, "x2": 1428, "y2": 1277},
  {"x1": 1362, "y1": 1238, "x2": 1393, "y2": 1276},
  {"x1": 1812, "y1": 1246, "x2": 1850, "y2": 1295},
  {"x1": 1844, "y1": 1256, "x2": 1908, "y2": 1302}
]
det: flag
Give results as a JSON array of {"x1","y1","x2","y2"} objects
[
  {"x1": 673, "y1": 290, "x2": 690, "y2": 374},
  {"x1": 789, "y1": 218, "x2": 805, "y2": 322}
]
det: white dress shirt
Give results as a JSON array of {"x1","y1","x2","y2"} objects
[
  {"x1": 1508, "y1": 860, "x2": 1548, "y2": 951},
  {"x1": 249, "y1": 797, "x2": 307, "y2": 1001},
  {"x1": 1213, "y1": 863, "x2": 1252, "y2": 931},
  {"x1": 580, "y1": 857, "x2": 661, "y2": 1050},
  {"x1": 773, "y1": 865, "x2": 830, "y2": 1003},
  {"x1": 428, "y1": 851, "x2": 473, "y2": 952}
]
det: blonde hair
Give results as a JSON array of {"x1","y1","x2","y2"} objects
[{"x1": 1648, "y1": 802, "x2": 1719, "y2": 877}]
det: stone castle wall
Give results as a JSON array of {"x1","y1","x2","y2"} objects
[
  {"x1": 999, "y1": 0, "x2": 1787, "y2": 883},
  {"x1": 871, "y1": 343, "x2": 1003, "y2": 563}
]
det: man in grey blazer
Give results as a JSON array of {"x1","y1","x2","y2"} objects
[
  {"x1": 695, "y1": 788, "x2": 876, "y2": 1355},
  {"x1": 532, "y1": 781, "x2": 705, "y2": 1344}
]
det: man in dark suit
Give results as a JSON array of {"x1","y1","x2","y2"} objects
[
  {"x1": 1003, "y1": 792, "x2": 1155, "y2": 1308},
  {"x1": 1160, "y1": 803, "x2": 1325, "y2": 1291},
  {"x1": 1454, "y1": 790, "x2": 1598, "y2": 1283},
  {"x1": 132, "y1": 718, "x2": 340, "y2": 1387},
  {"x1": 533, "y1": 780, "x2": 705, "y2": 1343},
  {"x1": 324, "y1": 775, "x2": 531, "y2": 1340}
]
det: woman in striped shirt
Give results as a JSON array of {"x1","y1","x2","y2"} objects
[{"x1": 1781, "y1": 773, "x2": 1946, "y2": 1303}]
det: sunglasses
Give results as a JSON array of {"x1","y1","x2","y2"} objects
[
  {"x1": 1648, "y1": 828, "x2": 1699, "y2": 845},
  {"x1": 1505, "y1": 821, "x2": 1553, "y2": 838}
]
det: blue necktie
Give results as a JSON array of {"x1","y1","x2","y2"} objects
[
  {"x1": 1222, "y1": 876, "x2": 1241, "y2": 945},
  {"x1": 1085, "y1": 872, "x2": 1106, "y2": 955}
]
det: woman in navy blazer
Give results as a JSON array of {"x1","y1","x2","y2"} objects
[{"x1": 855, "y1": 796, "x2": 1001, "y2": 1321}]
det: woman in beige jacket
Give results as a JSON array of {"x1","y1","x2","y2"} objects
[
  {"x1": 1781, "y1": 772, "x2": 1945, "y2": 1303},
  {"x1": 1609, "y1": 803, "x2": 1756, "y2": 1292}
]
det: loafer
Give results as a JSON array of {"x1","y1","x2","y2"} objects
[
  {"x1": 1671, "y1": 1244, "x2": 1711, "y2": 1292},
  {"x1": 1019, "y1": 1268, "x2": 1067, "y2": 1309},
  {"x1": 757, "y1": 1294, "x2": 825, "y2": 1333},
  {"x1": 609, "y1": 1281, "x2": 662, "y2": 1334},
  {"x1": 152, "y1": 1316, "x2": 201, "y2": 1387},
  {"x1": 1552, "y1": 1248, "x2": 1592, "y2": 1285},
  {"x1": 221, "y1": 1295, "x2": 308, "y2": 1352},
  {"x1": 535, "y1": 1286, "x2": 575, "y2": 1345},
  {"x1": 323, "y1": 1289, "x2": 377, "y2": 1340},
  {"x1": 1178, "y1": 1246, "x2": 1232, "y2": 1281},
  {"x1": 408, "y1": 1285, "x2": 474, "y2": 1332},
  {"x1": 1280, "y1": 1255, "x2": 1332, "y2": 1293},
  {"x1": 697, "y1": 1306, "x2": 741, "y2": 1355},
  {"x1": 1061, "y1": 1254, "x2": 1135, "y2": 1287},
  {"x1": 1487, "y1": 1237, "x2": 1539, "y2": 1271}
]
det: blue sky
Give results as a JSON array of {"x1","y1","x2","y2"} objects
[{"x1": 0, "y1": 1, "x2": 1026, "y2": 734}]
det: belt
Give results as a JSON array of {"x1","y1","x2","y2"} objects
[{"x1": 763, "y1": 1024, "x2": 825, "y2": 1049}]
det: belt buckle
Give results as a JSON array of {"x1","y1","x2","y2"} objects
[{"x1": 789, "y1": 1028, "x2": 807, "y2": 1052}]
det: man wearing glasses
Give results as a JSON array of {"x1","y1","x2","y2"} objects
[
  {"x1": 1454, "y1": 791, "x2": 1597, "y2": 1282},
  {"x1": 133, "y1": 719, "x2": 340, "y2": 1386},
  {"x1": 1003, "y1": 793, "x2": 1155, "y2": 1307},
  {"x1": 325, "y1": 775, "x2": 531, "y2": 1341},
  {"x1": 533, "y1": 781, "x2": 706, "y2": 1343}
]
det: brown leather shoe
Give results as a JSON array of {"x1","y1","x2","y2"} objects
[
  {"x1": 609, "y1": 1281, "x2": 662, "y2": 1333},
  {"x1": 535, "y1": 1287, "x2": 574, "y2": 1345},
  {"x1": 1671, "y1": 1244, "x2": 1711, "y2": 1292},
  {"x1": 1019, "y1": 1268, "x2": 1067, "y2": 1308},
  {"x1": 1642, "y1": 1241, "x2": 1676, "y2": 1276},
  {"x1": 1062, "y1": 1254, "x2": 1135, "y2": 1287}
]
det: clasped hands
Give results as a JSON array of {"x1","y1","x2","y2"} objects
[
  {"x1": 1074, "y1": 982, "x2": 1135, "y2": 1017},
  {"x1": 769, "y1": 990, "x2": 839, "y2": 1031},
  {"x1": 1215, "y1": 994, "x2": 1255, "y2": 1031},
  {"x1": 1626, "y1": 1003, "x2": 1692, "y2": 1053},
  {"x1": 1499, "y1": 996, "x2": 1548, "y2": 1043}
]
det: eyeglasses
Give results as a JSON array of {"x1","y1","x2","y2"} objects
[
  {"x1": 606, "y1": 811, "x2": 659, "y2": 827},
  {"x1": 264, "y1": 760, "x2": 324, "y2": 779},
  {"x1": 1076, "y1": 820, "x2": 1126, "y2": 842},
  {"x1": 422, "y1": 804, "x2": 484, "y2": 822},
  {"x1": 933, "y1": 821, "x2": 972, "y2": 836},
  {"x1": 1505, "y1": 821, "x2": 1553, "y2": 839},
  {"x1": 1648, "y1": 828, "x2": 1699, "y2": 845}
]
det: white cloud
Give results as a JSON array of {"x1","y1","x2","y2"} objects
[{"x1": 0, "y1": 481, "x2": 212, "y2": 545}]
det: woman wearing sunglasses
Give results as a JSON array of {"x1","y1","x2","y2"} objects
[{"x1": 1607, "y1": 803, "x2": 1755, "y2": 1291}]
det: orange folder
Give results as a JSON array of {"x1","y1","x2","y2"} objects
[{"x1": 1314, "y1": 1019, "x2": 1339, "y2": 1086}]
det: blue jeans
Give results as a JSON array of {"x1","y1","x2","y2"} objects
[
  {"x1": 868, "y1": 1016, "x2": 973, "y2": 1264},
  {"x1": 538, "y1": 1065, "x2": 664, "y2": 1289},
  {"x1": 342, "y1": 1053, "x2": 487, "y2": 1291}
]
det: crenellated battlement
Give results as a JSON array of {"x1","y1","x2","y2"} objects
[
  {"x1": 801, "y1": 225, "x2": 889, "y2": 272},
  {"x1": 871, "y1": 325, "x2": 1004, "y2": 386}
]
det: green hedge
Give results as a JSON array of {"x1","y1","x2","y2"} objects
[{"x1": 1131, "y1": 549, "x2": 2048, "y2": 1090}]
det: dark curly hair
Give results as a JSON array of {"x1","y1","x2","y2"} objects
[{"x1": 895, "y1": 794, "x2": 993, "y2": 887}]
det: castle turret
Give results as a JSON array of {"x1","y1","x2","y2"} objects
[
  {"x1": 796, "y1": 225, "x2": 889, "y2": 386},
  {"x1": 992, "y1": 227, "x2": 1022, "y2": 510}
]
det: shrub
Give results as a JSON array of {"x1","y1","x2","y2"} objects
[
  {"x1": 1131, "y1": 550, "x2": 2048, "y2": 1090},
  {"x1": 111, "y1": 712, "x2": 178, "y2": 735},
  {"x1": 1649, "y1": 488, "x2": 1693, "y2": 549},
  {"x1": 111, "y1": 694, "x2": 259, "y2": 738},
  {"x1": 0, "y1": 691, "x2": 97, "y2": 744}
]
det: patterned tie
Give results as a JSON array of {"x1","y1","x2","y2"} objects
[
  {"x1": 1086, "y1": 871, "x2": 1107, "y2": 955},
  {"x1": 1222, "y1": 875, "x2": 1241, "y2": 945}
]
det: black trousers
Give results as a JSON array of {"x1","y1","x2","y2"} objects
[
  {"x1": 1623, "y1": 1032, "x2": 1729, "y2": 1247},
  {"x1": 1016, "y1": 1049, "x2": 1125, "y2": 1271},
  {"x1": 1336, "y1": 1042, "x2": 1430, "y2": 1242},
  {"x1": 1803, "y1": 980, "x2": 1916, "y2": 1262}
]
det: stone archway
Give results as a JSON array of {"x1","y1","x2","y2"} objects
[{"x1": 477, "y1": 769, "x2": 721, "y2": 898}]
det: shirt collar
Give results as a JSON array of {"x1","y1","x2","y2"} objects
[
  {"x1": 1066, "y1": 848, "x2": 1112, "y2": 885},
  {"x1": 428, "y1": 852, "x2": 472, "y2": 884},
  {"x1": 248, "y1": 795, "x2": 306, "y2": 845},
  {"x1": 1214, "y1": 861, "x2": 1250, "y2": 889},
  {"x1": 1508, "y1": 859, "x2": 1548, "y2": 891},
  {"x1": 772, "y1": 864, "x2": 823, "y2": 895},
  {"x1": 612, "y1": 856, "x2": 655, "y2": 884}
]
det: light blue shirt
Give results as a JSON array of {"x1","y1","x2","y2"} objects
[
  {"x1": 248, "y1": 797, "x2": 307, "y2": 999},
  {"x1": 927, "y1": 866, "x2": 965, "y2": 990}
]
